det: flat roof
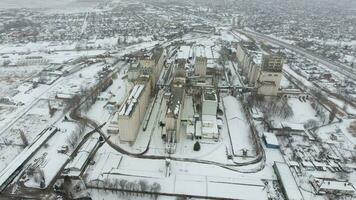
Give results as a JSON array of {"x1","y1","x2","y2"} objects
[
  {"x1": 195, "y1": 121, "x2": 202, "y2": 137},
  {"x1": 202, "y1": 115, "x2": 218, "y2": 135},
  {"x1": 65, "y1": 137, "x2": 99, "y2": 175},
  {"x1": 195, "y1": 45, "x2": 206, "y2": 58},
  {"x1": 274, "y1": 162, "x2": 304, "y2": 200},
  {"x1": 263, "y1": 132, "x2": 279, "y2": 146},
  {"x1": 119, "y1": 84, "x2": 145, "y2": 116},
  {"x1": 203, "y1": 90, "x2": 217, "y2": 101},
  {"x1": 182, "y1": 96, "x2": 194, "y2": 120},
  {"x1": 316, "y1": 179, "x2": 355, "y2": 192},
  {"x1": 177, "y1": 45, "x2": 191, "y2": 60}
]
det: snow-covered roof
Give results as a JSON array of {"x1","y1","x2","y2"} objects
[
  {"x1": 88, "y1": 153, "x2": 122, "y2": 181},
  {"x1": 315, "y1": 179, "x2": 355, "y2": 193},
  {"x1": 181, "y1": 96, "x2": 194, "y2": 121},
  {"x1": 263, "y1": 132, "x2": 279, "y2": 146},
  {"x1": 194, "y1": 45, "x2": 206, "y2": 58},
  {"x1": 288, "y1": 160, "x2": 300, "y2": 167},
  {"x1": 119, "y1": 84, "x2": 145, "y2": 116},
  {"x1": 202, "y1": 115, "x2": 218, "y2": 136},
  {"x1": 274, "y1": 162, "x2": 304, "y2": 200},
  {"x1": 56, "y1": 93, "x2": 74, "y2": 99},
  {"x1": 223, "y1": 96, "x2": 254, "y2": 153},
  {"x1": 195, "y1": 121, "x2": 202, "y2": 137},
  {"x1": 65, "y1": 137, "x2": 99, "y2": 176},
  {"x1": 177, "y1": 45, "x2": 191, "y2": 60},
  {"x1": 186, "y1": 123, "x2": 195, "y2": 136},
  {"x1": 301, "y1": 161, "x2": 314, "y2": 168}
]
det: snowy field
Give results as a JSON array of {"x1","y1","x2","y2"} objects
[
  {"x1": 0, "y1": 65, "x2": 46, "y2": 98},
  {"x1": 83, "y1": 142, "x2": 269, "y2": 200}
]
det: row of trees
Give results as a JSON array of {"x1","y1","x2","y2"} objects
[
  {"x1": 87, "y1": 179, "x2": 162, "y2": 199},
  {"x1": 66, "y1": 122, "x2": 86, "y2": 150}
]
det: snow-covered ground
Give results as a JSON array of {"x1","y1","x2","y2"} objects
[
  {"x1": 271, "y1": 97, "x2": 319, "y2": 125},
  {"x1": 83, "y1": 142, "x2": 270, "y2": 200},
  {"x1": 20, "y1": 121, "x2": 79, "y2": 189}
]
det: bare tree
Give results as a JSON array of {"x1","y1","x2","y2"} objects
[
  {"x1": 48, "y1": 100, "x2": 56, "y2": 117},
  {"x1": 139, "y1": 180, "x2": 149, "y2": 196},
  {"x1": 119, "y1": 179, "x2": 128, "y2": 195},
  {"x1": 304, "y1": 119, "x2": 319, "y2": 129},
  {"x1": 19, "y1": 129, "x2": 29, "y2": 147},
  {"x1": 151, "y1": 182, "x2": 161, "y2": 200},
  {"x1": 329, "y1": 106, "x2": 337, "y2": 123}
]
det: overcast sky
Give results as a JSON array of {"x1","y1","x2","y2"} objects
[{"x1": 0, "y1": 0, "x2": 77, "y2": 9}]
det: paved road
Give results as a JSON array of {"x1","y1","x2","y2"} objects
[{"x1": 234, "y1": 29, "x2": 356, "y2": 81}]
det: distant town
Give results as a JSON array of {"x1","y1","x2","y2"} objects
[{"x1": 0, "y1": 0, "x2": 355, "y2": 200}]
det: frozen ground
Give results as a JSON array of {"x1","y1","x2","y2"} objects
[
  {"x1": 84, "y1": 142, "x2": 270, "y2": 200},
  {"x1": 271, "y1": 97, "x2": 319, "y2": 125},
  {"x1": 0, "y1": 99, "x2": 64, "y2": 171},
  {"x1": 0, "y1": 65, "x2": 47, "y2": 98}
]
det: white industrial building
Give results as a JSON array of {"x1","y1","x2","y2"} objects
[
  {"x1": 200, "y1": 89, "x2": 218, "y2": 139},
  {"x1": 202, "y1": 89, "x2": 218, "y2": 116},
  {"x1": 273, "y1": 162, "x2": 304, "y2": 200},
  {"x1": 181, "y1": 96, "x2": 194, "y2": 122},
  {"x1": 236, "y1": 42, "x2": 284, "y2": 96},
  {"x1": 117, "y1": 79, "x2": 151, "y2": 142}
]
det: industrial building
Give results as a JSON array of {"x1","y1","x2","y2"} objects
[
  {"x1": 273, "y1": 162, "x2": 304, "y2": 200},
  {"x1": 236, "y1": 42, "x2": 284, "y2": 96},
  {"x1": 202, "y1": 89, "x2": 218, "y2": 116},
  {"x1": 117, "y1": 77, "x2": 151, "y2": 142},
  {"x1": 176, "y1": 45, "x2": 192, "y2": 64},
  {"x1": 182, "y1": 89, "x2": 219, "y2": 140},
  {"x1": 194, "y1": 45, "x2": 207, "y2": 77},
  {"x1": 127, "y1": 47, "x2": 166, "y2": 88},
  {"x1": 174, "y1": 45, "x2": 191, "y2": 78},
  {"x1": 117, "y1": 46, "x2": 165, "y2": 142},
  {"x1": 163, "y1": 77, "x2": 185, "y2": 153},
  {"x1": 200, "y1": 89, "x2": 218, "y2": 139}
]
